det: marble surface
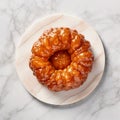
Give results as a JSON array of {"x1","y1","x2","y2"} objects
[{"x1": 0, "y1": 0, "x2": 120, "y2": 119}]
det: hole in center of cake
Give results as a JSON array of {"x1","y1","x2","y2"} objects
[{"x1": 49, "y1": 50, "x2": 71, "y2": 70}]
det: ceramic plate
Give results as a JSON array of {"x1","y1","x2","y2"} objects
[{"x1": 15, "y1": 14, "x2": 105, "y2": 105}]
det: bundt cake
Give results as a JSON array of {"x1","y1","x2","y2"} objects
[{"x1": 29, "y1": 27, "x2": 94, "y2": 92}]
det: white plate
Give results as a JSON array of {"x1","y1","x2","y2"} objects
[{"x1": 15, "y1": 14, "x2": 105, "y2": 105}]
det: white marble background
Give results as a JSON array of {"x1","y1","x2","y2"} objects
[{"x1": 0, "y1": 0, "x2": 120, "y2": 120}]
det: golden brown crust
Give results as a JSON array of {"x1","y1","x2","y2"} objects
[{"x1": 29, "y1": 27, "x2": 94, "y2": 92}]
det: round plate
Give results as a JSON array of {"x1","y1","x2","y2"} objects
[{"x1": 15, "y1": 14, "x2": 105, "y2": 105}]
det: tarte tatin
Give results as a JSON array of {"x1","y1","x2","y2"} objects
[{"x1": 29, "y1": 27, "x2": 94, "y2": 92}]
